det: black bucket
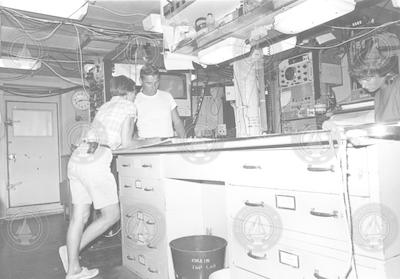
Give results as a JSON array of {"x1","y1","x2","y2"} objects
[{"x1": 170, "y1": 235, "x2": 227, "y2": 279}]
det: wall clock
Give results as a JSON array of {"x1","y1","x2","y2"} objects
[{"x1": 71, "y1": 90, "x2": 90, "y2": 111}]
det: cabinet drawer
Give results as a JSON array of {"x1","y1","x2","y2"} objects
[
  {"x1": 226, "y1": 149, "x2": 341, "y2": 194},
  {"x1": 119, "y1": 177, "x2": 165, "y2": 207},
  {"x1": 122, "y1": 243, "x2": 168, "y2": 279},
  {"x1": 228, "y1": 185, "x2": 369, "y2": 243},
  {"x1": 163, "y1": 152, "x2": 226, "y2": 181},
  {"x1": 121, "y1": 202, "x2": 166, "y2": 250},
  {"x1": 117, "y1": 155, "x2": 161, "y2": 178},
  {"x1": 347, "y1": 147, "x2": 370, "y2": 197}
]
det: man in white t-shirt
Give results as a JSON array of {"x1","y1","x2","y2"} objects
[{"x1": 135, "y1": 64, "x2": 185, "y2": 138}]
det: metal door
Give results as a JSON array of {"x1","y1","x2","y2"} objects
[{"x1": 6, "y1": 101, "x2": 60, "y2": 207}]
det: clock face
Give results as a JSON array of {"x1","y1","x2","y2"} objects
[{"x1": 71, "y1": 90, "x2": 90, "y2": 110}]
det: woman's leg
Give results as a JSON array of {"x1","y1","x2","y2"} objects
[{"x1": 66, "y1": 204, "x2": 91, "y2": 276}]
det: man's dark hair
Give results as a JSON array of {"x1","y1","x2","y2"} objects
[
  {"x1": 140, "y1": 64, "x2": 160, "y2": 78},
  {"x1": 110, "y1": 75, "x2": 135, "y2": 96}
]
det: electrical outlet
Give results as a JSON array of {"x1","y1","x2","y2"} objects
[{"x1": 217, "y1": 124, "x2": 227, "y2": 136}]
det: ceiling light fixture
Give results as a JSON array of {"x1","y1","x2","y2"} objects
[
  {"x1": 198, "y1": 37, "x2": 251, "y2": 65},
  {"x1": 273, "y1": 0, "x2": 356, "y2": 34},
  {"x1": 262, "y1": 36, "x2": 297, "y2": 56}
]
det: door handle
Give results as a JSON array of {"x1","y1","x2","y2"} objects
[
  {"x1": 8, "y1": 153, "x2": 16, "y2": 162},
  {"x1": 310, "y1": 209, "x2": 338, "y2": 218},
  {"x1": 313, "y1": 271, "x2": 329, "y2": 279},
  {"x1": 247, "y1": 250, "x2": 267, "y2": 260},
  {"x1": 8, "y1": 181, "x2": 22, "y2": 190},
  {"x1": 307, "y1": 165, "x2": 335, "y2": 172}
]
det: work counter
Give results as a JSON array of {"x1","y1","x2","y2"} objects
[{"x1": 114, "y1": 124, "x2": 400, "y2": 279}]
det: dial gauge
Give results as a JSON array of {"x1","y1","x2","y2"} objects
[{"x1": 71, "y1": 90, "x2": 90, "y2": 110}]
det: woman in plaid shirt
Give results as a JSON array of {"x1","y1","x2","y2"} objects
[{"x1": 60, "y1": 75, "x2": 136, "y2": 279}]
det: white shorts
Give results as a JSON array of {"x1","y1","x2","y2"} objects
[{"x1": 67, "y1": 147, "x2": 118, "y2": 209}]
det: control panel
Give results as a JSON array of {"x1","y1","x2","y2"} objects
[{"x1": 279, "y1": 52, "x2": 317, "y2": 122}]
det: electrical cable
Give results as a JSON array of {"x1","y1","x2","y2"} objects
[
  {"x1": 298, "y1": 19, "x2": 400, "y2": 50},
  {"x1": 40, "y1": 60, "x2": 84, "y2": 85},
  {"x1": 90, "y1": 4, "x2": 148, "y2": 18},
  {"x1": 66, "y1": 0, "x2": 90, "y2": 19}
]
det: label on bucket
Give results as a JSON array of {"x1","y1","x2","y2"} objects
[{"x1": 191, "y1": 258, "x2": 216, "y2": 270}]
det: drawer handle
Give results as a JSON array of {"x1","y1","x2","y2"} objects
[
  {"x1": 247, "y1": 250, "x2": 267, "y2": 260},
  {"x1": 148, "y1": 267, "x2": 159, "y2": 274},
  {"x1": 125, "y1": 214, "x2": 132, "y2": 218},
  {"x1": 121, "y1": 163, "x2": 130, "y2": 167},
  {"x1": 307, "y1": 165, "x2": 335, "y2": 172},
  {"x1": 144, "y1": 187, "x2": 154, "y2": 192},
  {"x1": 147, "y1": 243, "x2": 157, "y2": 249},
  {"x1": 310, "y1": 209, "x2": 338, "y2": 218},
  {"x1": 127, "y1": 235, "x2": 133, "y2": 240},
  {"x1": 142, "y1": 164, "x2": 152, "y2": 168},
  {"x1": 127, "y1": 255, "x2": 134, "y2": 261},
  {"x1": 313, "y1": 271, "x2": 329, "y2": 279},
  {"x1": 242, "y1": 164, "x2": 262, "y2": 170},
  {"x1": 146, "y1": 220, "x2": 155, "y2": 225},
  {"x1": 124, "y1": 184, "x2": 132, "y2": 188},
  {"x1": 245, "y1": 200, "x2": 264, "y2": 207}
]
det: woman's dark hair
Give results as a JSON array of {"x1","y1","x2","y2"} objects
[
  {"x1": 110, "y1": 75, "x2": 135, "y2": 96},
  {"x1": 140, "y1": 64, "x2": 160, "y2": 78}
]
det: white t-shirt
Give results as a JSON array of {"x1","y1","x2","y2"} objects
[{"x1": 134, "y1": 89, "x2": 177, "y2": 138}]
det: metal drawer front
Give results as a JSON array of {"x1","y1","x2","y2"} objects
[
  {"x1": 119, "y1": 177, "x2": 165, "y2": 208},
  {"x1": 229, "y1": 185, "x2": 351, "y2": 243},
  {"x1": 117, "y1": 155, "x2": 161, "y2": 178},
  {"x1": 227, "y1": 149, "x2": 341, "y2": 194}
]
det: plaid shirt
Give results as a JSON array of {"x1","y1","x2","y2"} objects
[{"x1": 86, "y1": 96, "x2": 136, "y2": 150}]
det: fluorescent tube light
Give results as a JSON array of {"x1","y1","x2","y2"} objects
[
  {"x1": 0, "y1": 0, "x2": 89, "y2": 20},
  {"x1": 0, "y1": 57, "x2": 41, "y2": 70},
  {"x1": 273, "y1": 0, "x2": 356, "y2": 34},
  {"x1": 262, "y1": 36, "x2": 297, "y2": 55},
  {"x1": 198, "y1": 37, "x2": 251, "y2": 65}
]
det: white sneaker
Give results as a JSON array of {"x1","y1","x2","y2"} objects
[
  {"x1": 59, "y1": 245, "x2": 68, "y2": 272},
  {"x1": 66, "y1": 267, "x2": 99, "y2": 279}
]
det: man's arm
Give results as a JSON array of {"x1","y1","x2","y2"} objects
[
  {"x1": 171, "y1": 107, "x2": 186, "y2": 138},
  {"x1": 120, "y1": 117, "x2": 135, "y2": 148}
]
